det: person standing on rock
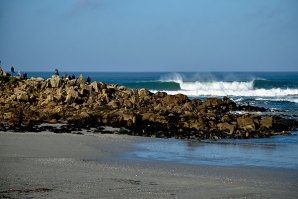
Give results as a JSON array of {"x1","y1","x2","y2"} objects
[
  {"x1": 22, "y1": 72, "x2": 27, "y2": 80},
  {"x1": 54, "y1": 68, "x2": 59, "y2": 76},
  {"x1": 11, "y1": 66, "x2": 15, "y2": 75},
  {"x1": 79, "y1": 74, "x2": 83, "y2": 81},
  {"x1": 86, "y1": 76, "x2": 91, "y2": 84}
]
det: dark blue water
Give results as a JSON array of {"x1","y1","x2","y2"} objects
[{"x1": 28, "y1": 71, "x2": 298, "y2": 169}]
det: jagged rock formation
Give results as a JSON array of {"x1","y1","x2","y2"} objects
[{"x1": 0, "y1": 69, "x2": 297, "y2": 139}]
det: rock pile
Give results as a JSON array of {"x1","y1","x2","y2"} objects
[{"x1": 0, "y1": 73, "x2": 297, "y2": 139}]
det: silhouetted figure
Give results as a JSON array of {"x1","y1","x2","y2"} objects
[
  {"x1": 68, "y1": 75, "x2": 72, "y2": 80},
  {"x1": 22, "y1": 72, "x2": 27, "y2": 80},
  {"x1": 11, "y1": 66, "x2": 15, "y2": 74},
  {"x1": 86, "y1": 76, "x2": 91, "y2": 84},
  {"x1": 72, "y1": 74, "x2": 75, "y2": 79},
  {"x1": 54, "y1": 68, "x2": 59, "y2": 76}
]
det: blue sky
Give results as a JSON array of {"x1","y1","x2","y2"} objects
[{"x1": 0, "y1": 0, "x2": 297, "y2": 72}]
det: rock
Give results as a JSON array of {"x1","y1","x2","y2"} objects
[
  {"x1": 203, "y1": 98, "x2": 222, "y2": 107},
  {"x1": 162, "y1": 94, "x2": 188, "y2": 105},
  {"x1": 91, "y1": 82, "x2": 100, "y2": 93},
  {"x1": 55, "y1": 88, "x2": 64, "y2": 101},
  {"x1": 80, "y1": 111, "x2": 90, "y2": 118},
  {"x1": 189, "y1": 117, "x2": 207, "y2": 130},
  {"x1": 50, "y1": 75, "x2": 61, "y2": 88},
  {"x1": 80, "y1": 88, "x2": 89, "y2": 97},
  {"x1": 0, "y1": 67, "x2": 8, "y2": 77},
  {"x1": 121, "y1": 112, "x2": 138, "y2": 125},
  {"x1": 183, "y1": 102, "x2": 194, "y2": 111},
  {"x1": 65, "y1": 87, "x2": 79, "y2": 104},
  {"x1": 217, "y1": 122, "x2": 236, "y2": 135},
  {"x1": 142, "y1": 112, "x2": 156, "y2": 121},
  {"x1": 155, "y1": 92, "x2": 167, "y2": 98},
  {"x1": 117, "y1": 85, "x2": 127, "y2": 91},
  {"x1": 30, "y1": 77, "x2": 44, "y2": 81},
  {"x1": 17, "y1": 92, "x2": 29, "y2": 102},
  {"x1": 0, "y1": 74, "x2": 297, "y2": 139},
  {"x1": 108, "y1": 100, "x2": 120, "y2": 109},
  {"x1": 45, "y1": 94, "x2": 55, "y2": 104},
  {"x1": 221, "y1": 114, "x2": 231, "y2": 123},
  {"x1": 260, "y1": 117, "x2": 273, "y2": 128},
  {"x1": 99, "y1": 82, "x2": 107, "y2": 89},
  {"x1": 237, "y1": 115, "x2": 255, "y2": 130},
  {"x1": 138, "y1": 88, "x2": 151, "y2": 97}
]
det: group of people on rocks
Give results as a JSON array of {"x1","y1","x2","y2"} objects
[
  {"x1": 0, "y1": 64, "x2": 91, "y2": 84},
  {"x1": 8, "y1": 66, "x2": 27, "y2": 80},
  {"x1": 53, "y1": 68, "x2": 91, "y2": 84}
]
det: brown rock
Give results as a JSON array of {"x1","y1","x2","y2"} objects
[
  {"x1": 221, "y1": 114, "x2": 231, "y2": 123},
  {"x1": 260, "y1": 117, "x2": 273, "y2": 128},
  {"x1": 108, "y1": 100, "x2": 120, "y2": 109},
  {"x1": 217, "y1": 122, "x2": 236, "y2": 134},
  {"x1": 189, "y1": 117, "x2": 207, "y2": 130},
  {"x1": 183, "y1": 102, "x2": 194, "y2": 111},
  {"x1": 65, "y1": 87, "x2": 79, "y2": 104},
  {"x1": 0, "y1": 67, "x2": 8, "y2": 77},
  {"x1": 138, "y1": 88, "x2": 151, "y2": 97},
  {"x1": 17, "y1": 92, "x2": 29, "y2": 102},
  {"x1": 91, "y1": 82, "x2": 100, "y2": 93},
  {"x1": 163, "y1": 94, "x2": 188, "y2": 105},
  {"x1": 50, "y1": 75, "x2": 61, "y2": 88},
  {"x1": 80, "y1": 111, "x2": 90, "y2": 118},
  {"x1": 237, "y1": 115, "x2": 255, "y2": 130},
  {"x1": 203, "y1": 98, "x2": 222, "y2": 107}
]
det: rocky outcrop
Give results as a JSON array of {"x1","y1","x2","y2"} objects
[
  {"x1": 0, "y1": 67, "x2": 8, "y2": 77},
  {"x1": 0, "y1": 74, "x2": 297, "y2": 139},
  {"x1": 50, "y1": 75, "x2": 61, "y2": 88}
]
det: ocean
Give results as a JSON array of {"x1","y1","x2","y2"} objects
[{"x1": 28, "y1": 71, "x2": 298, "y2": 169}]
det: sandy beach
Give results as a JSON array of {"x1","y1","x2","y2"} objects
[{"x1": 0, "y1": 132, "x2": 297, "y2": 199}]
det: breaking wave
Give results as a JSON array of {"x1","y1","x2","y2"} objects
[{"x1": 150, "y1": 73, "x2": 298, "y2": 97}]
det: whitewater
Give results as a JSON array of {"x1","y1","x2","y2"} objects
[{"x1": 152, "y1": 73, "x2": 298, "y2": 98}]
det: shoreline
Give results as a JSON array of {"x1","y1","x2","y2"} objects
[{"x1": 1, "y1": 132, "x2": 297, "y2": 198}]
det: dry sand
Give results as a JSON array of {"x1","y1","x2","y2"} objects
[{"x1": 0, "y1": 132, "x2": 297, "y2": 199}]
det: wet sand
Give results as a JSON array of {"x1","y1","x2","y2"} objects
[{"x1": 0, "y1": 132, "x2": 297, "y2": 199}]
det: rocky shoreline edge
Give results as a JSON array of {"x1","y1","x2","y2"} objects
[{"x1": 1, "y1": 69, "x2": 297, "y2": 140}]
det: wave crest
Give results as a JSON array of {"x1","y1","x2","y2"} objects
[
  {"x1": 150, "y1": 88, "x2": 298, "y2": 97},
  {"x1": 156, "y1": 74, "x2": 298, "y2": 97}
]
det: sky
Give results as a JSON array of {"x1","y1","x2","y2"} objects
[{"x1": 0, "y1": 0, "x2": 297, "y2": 72}]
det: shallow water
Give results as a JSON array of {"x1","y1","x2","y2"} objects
[{"x1": 127, "y1": 131, "x2": 298, "y2": 169}]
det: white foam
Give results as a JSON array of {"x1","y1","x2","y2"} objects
[
  {"x1": 150, "y1": 88, "x2": 298, "y2": 97},
  {"x1": 157, "y1": 74, "x2": 298, "y2": 97},
  {"x1": 180, "y1": 81, "x2": 254, "y2": 91},
  {"x1": 232, "y1": 98, "x2": 245, "y2": 102},
  {"x1": 256, "y1": 98, "x2": 298, "y2": 104}
]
